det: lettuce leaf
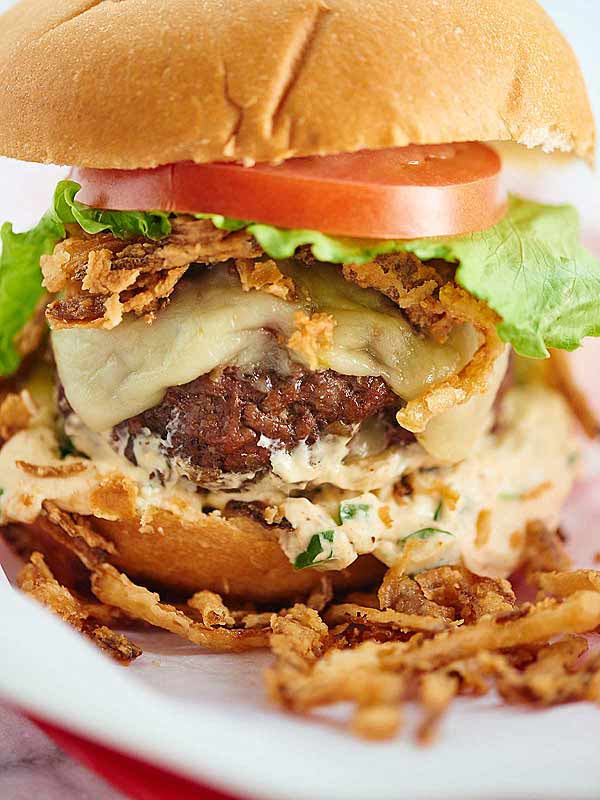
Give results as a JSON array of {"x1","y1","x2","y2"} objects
[
  {"x1": 404, "y1": 198, "x2": 600, "y2": 358},
  {"x1": 3, "y1": 182, "x2": 600, "y2": 377},
  {"x1": 0, "y1": 181, "x2": 171, "y2": 376},
  {"x1": 0, "y1": 215, "x2": 60, "y2": 375},
  {"x1": 206, "y1": 197, "x2": 600, "y2": 358},
  {"x1": 50, "y1": 180, "x2": 171, "y2": 240}
]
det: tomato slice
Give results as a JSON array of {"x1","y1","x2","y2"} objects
[{"x1": 72, "y1": 142, "x2": 506, "y2": 239}]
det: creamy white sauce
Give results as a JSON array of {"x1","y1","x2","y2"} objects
[
  {"x1": 277, "y1": 386, "x2": 578, "y2": 576},
  {"x1": 0, "y1": 418, "x2": 198, "y2": 526},
  {"x1": 200, "y1": 435, "x2": 429, "y2": 507},
  {"x1": 265, "y1": 434, "x2": 427, "y2": 491},
  {"x1": 0, "y1": 385, "x2": 578, "y2": 581},
  {"x1": 67, "y1": 415, "x2": 426, "y2": 498},
  {"x1": 52, "y1": 262, "x2": 479, "y2": 432}
]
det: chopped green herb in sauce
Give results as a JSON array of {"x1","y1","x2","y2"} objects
[
  {"x1": 433, "y1": 501, "x2": 443, "y2": 522},
  {"x1": 399, "y1": 528, "x2": 454, "y2": 546},
  {"x1": 294, "y1": 530, "x2": 335, "y2": 570},
  {"x1": 339, "y1": 502, "x2": 371, "y2": 524},
  {"x1": 58, "y1": 436, "x2": 79, "y2": 460}
]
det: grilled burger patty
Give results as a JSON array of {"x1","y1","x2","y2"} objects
[
  {"x1": 60, "y1": 354, "x2": 516, "y2": 489},
  {"x1": 113, "y1": 366, "x2": 413, "y2": 483},
  {"x1": 59, "y1": 366, "x2": 414, "y2": 487}
]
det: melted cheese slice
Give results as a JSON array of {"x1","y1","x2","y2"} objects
[
  {"x1": 52, "y1": 262, "x2": 480, "y2": 432},
  {"x1": 416, "y1": 347, "x2": 509, "y2": 462}
]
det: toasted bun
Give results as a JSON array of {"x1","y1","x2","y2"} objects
[
  {"x1": 0, "y1": 0, "x2": 594, "y2": 168},
  {"x1": 97, "y1": 512, "x2": 385, "y2": 602},
  {"x1": 6, "y1": 511, "x2": 385, "y2": 603}
]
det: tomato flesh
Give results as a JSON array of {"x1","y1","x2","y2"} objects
[{"x1": 73, "y1": 142, "x2": 506, "y2": 239}]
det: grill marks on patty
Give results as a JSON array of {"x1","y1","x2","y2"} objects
[{"x1": 112, "y1": 366, "x2": 412, "y2": 486}]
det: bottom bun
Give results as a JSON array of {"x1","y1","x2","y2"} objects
[
  {"x1": 4, "y1": 511, "x2": 386, "y2": 603},
  {"x1": 99, "y1": 510, "x2": 386, "y2": 601}
]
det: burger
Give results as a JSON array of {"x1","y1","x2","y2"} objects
[{"x1": 0, "y1": 0, "x2": 597, "y2": 605}]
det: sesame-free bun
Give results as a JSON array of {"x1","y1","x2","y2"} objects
[
  {"x1": 0, "y1": 0, "x2": 594, "y2": 169},
  {"x1": 93, "y1": 513, "x2": 386, "y2": 601},
  {"x1": 6, "y1": 511, "x2": 385, "y2": 603}
]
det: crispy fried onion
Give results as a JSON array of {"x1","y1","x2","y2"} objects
[
  {"x1": 17, "y1": 552, "x2": 141, "y2": 664},
  {"x1": 324, "y1": 604, "x2": 451, "y2": 634},
  {"x1": 378, "y1": 566, "x2": 456, "y2": 622},
  {"x1": 267, "y1": 519, "x2": 600, "y2": 742},
  {"x1": 41, "y1": 500, "x2": 118, "y2": 564},
  {"x1": 339, "y1": 254, "x2": 504, "y2": 432},
  {"x1": 268, "y1": 589, "x2": 600, "y2": 742},
  {"x1": 531, "y1": 569, "x2": 600, "y2": 599},
  {"x1": 287, "y1": 311, "x2": 336, "y2": 370},
  {"x1": 14, "y1": 501, "x2": 600, "y2": 741},
  {"x1": 341, "y1": 253, "x2": 450, "y2": 335},
  {"x1": 20, "y1": 502, "x2": 271, "y2": 655},
  {"x1": 91, "y1": 567, "x2": 270, "y2": 652},
  {"x1": 412, "y1": 565, "x2": 516, "y2": 625},
  {"x1": 0, "y1": 390, "x2": 37, "y2": 444},
  {"x1": 521, "y1": 520, "x2": 572, "y2": 578},
  {"x1": 187, "y1": 590, "x2": 236, "y2": 628},
  {"x1": 16, "y1": 460, "x2": 87, "y2": 478},
  {"x1": 42, "y1": 218, "x2": 261, "y2": 330},
  {"x1": 235, "y1": 258, "x2": 295, "y2": 300},
  {"x1": 398, "y1": 285, "x2": 504, "y2": 433}
]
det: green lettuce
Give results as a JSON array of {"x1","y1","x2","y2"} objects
[
  {"x1": 49, "y1": 181, "x2": 172, "y2": 240},
  {"x1": 206, "y1": 196, "x2": 600, "y2": 358},
  {"x1": 0, "y1": 180, "x2": 171, "y2": 375},
  {"x1": 406, "y1": 198, "x2": 600, "y2": 358},
  {"x1": 2, "y1": 184, "x2": 600, "y2": 376},
  {"x1": 0, "y1": 214, "x2": 62, "y2": 375}
]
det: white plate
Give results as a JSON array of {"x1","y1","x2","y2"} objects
[{"x1": 2, "y1": 468, "x2": 600, "y2": 800}]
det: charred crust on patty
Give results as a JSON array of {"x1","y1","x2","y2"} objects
[{"x1": 108, "y1": 366, "x2": 412, "y2": 487}]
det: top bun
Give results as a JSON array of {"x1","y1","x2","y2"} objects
[{"x1": 0, "y1": 0, "x2": 594, "y2": 169}]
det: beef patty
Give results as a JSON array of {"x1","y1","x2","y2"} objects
[{"x1": 100, "y1": 366, "x2": 413, "y2": 486}]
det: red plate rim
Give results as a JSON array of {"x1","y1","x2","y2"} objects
[{"x1": 28, "y1": 712, "x2": 243, "y2": 800}]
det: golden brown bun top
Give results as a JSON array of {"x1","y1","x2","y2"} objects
[{"x1": 0, "y1": 0, "x2": 594, "y2": 168}]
